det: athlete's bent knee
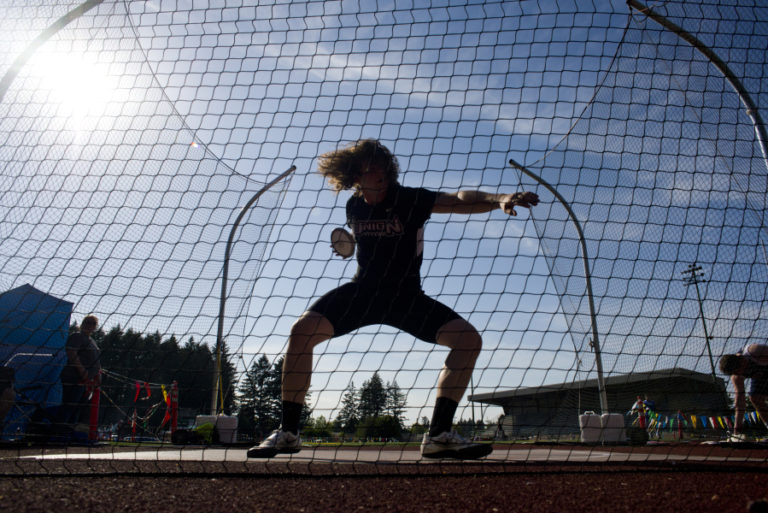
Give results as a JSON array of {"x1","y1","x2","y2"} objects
[
  {"x1": 436, "y1": 318, "x2": 482, "y2": 353},
  {"x1": 289, "y1": 311, "x2": 334, "y2": 349}
]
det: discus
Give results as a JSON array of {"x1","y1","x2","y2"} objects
[{"x1": 330, "y1": 228, "x2": 355, "y2": 258}]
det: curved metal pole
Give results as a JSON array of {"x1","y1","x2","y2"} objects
[
  {"x1": 628, "y1": 2, "x2": 768, "y2": 295},
  {"x1": 509, "y1": 159, "x2": 609, "y2": 414},
  {"x1": 211, "y1": 165, "x2": 296, "y2": 415},
  {"x1": 627, "y1": 0, "x2": 768, "y2": 172}
]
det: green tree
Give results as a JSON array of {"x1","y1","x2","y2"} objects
[
  {"x1": 454, "y1": 418, "x2": 485, "y2": 438},
  {"x1": 236, "y1": 355, "x2": 280, "y2": 439},
  {"x1": 355, "y1": 415, "x2": 403, "y2": 441},
  {"x1": 385, "y1": 380, "x2": 407, "y2": 428},
  {"x1": 333, "y1": 382, "x2": 360, "y2": 433},
  {"x1": 358, "y1": 372, "x2": 386, "y2": 419},
  {"x1": 268, "y1": 355, "x2": 313, "y2": 430},
  {"x1": 302, "y1": 415, "x2": 332, "y2": 438},
  {"x1": 409, "y1": 416, "x2": 430, "y2": 436},
  {"x1": 217, "y1": 342, "x2": 238, "y2": 415},
  {"x1": 96, "y1": 325, "x2": 236, "y2": 434}
]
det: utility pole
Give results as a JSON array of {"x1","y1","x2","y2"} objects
[{"x1": 681, "y1": 263, "x2": 716, "y2": 383}]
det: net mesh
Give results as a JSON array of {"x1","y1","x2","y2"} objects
[{"x1": 0, "y1": 0, "x2": 767, "y2": 471}]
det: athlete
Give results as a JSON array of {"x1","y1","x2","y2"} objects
[
  {"x1": 719, "y1": 344, "x2": 768, "y2": 441},
  {"x1": 247, "y1": 139, "x2": 538, "y2": 459}
]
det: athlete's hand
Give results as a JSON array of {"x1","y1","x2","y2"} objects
[{"x1": 500, "y1": 191, "x2": 539, "y2": 216}]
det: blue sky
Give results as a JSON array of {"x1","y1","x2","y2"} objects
[{"x1": 0, "y1": 0, "x2": 767, "y2": 424}]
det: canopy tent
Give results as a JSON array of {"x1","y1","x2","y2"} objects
[{"x1": 0, "y1": 284, "x2": 73, "y2": 437}]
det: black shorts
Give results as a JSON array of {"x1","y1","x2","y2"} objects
[
  {"x1": 749, "y1": 372, "x2": 768, "y2": 396},
  {"x1": 307, "y1": 282, "x2": 462, "y2": 344}
]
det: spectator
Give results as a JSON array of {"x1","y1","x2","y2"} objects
[{"x1": 59, "y1": 315, "x2": 101, "y2": 432}]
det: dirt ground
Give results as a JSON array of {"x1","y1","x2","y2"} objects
[{"x1": 1, "y1": 467, "x2": 767, "y2": 513}]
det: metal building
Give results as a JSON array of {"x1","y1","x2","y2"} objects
[{"x1": 470, "y1": 368, "x2": 730, "y2": 439}]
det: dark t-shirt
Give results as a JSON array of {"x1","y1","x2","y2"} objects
[
  {"x1": 61, "y1": 332, "x2": 101, "y2": 383},
  {"x1": 346, "y1": 184, "x2": 438, "y2": 291},
  {"x1": 745, "y1": 360, "x2": 768, "y2": 395}
]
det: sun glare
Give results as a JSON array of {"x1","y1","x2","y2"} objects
[{"x1": 30, "y1": 50, "x2": 117, "y2": 127}]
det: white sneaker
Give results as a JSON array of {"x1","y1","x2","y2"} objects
[
  {"x1": 727, "y1": 432, "x2": 752, "y2": 443},
  {"x1": 420, "y1": 431, "x2": 493, "y2": 460},
  {"x1": 247, "y1": 429, "x2": 301, "y2": 458}
]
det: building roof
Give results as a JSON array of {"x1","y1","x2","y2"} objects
[{"x1": 469, "y1": 367, "x2": 723, "y2": 403}]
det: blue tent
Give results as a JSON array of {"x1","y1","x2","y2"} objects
[{"x1": 0, "y1": 284, "x2": 73, "y2": 437}]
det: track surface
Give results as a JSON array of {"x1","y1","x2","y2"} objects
[
  {"x1": 1, "y1": 469, "x2": 767, "y2": 512},
  {"x1": 0, "y1": 443, "x2": 766, "y2": 512}
]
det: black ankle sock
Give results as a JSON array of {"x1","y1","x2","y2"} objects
[
  {"x1": 281, "y1": 400, "x2": 303, "y2": 435},
  {"x1": 429, "y1": 397, "x2": 458, "y2": 437}
]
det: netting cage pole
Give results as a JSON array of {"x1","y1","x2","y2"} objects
[
  {"x1": 509, "y1": 159, "x2": 609, "y2": 414},
  {"x1": 212, "y1": 165, "x2": 296, "y2": 415},
  {"x1": 627, "y1": 0, "x2": 768, "y2": 172}
]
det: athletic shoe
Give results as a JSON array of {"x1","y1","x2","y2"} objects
[
  {"x1": 247, "y1": 429, "x2": 301, "y2": 458},
  {"x1": 727, "y1": 432, "x2": 751, "y2": 443},
  {"x1": 420, "y1": 431, "x2": 493, "y2": 459}
]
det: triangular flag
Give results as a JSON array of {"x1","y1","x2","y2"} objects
[{"x1": 161, "y1": 385, "x2": 171, "y2": 427}]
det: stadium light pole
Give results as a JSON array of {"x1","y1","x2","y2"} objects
[
  {"x1": 509, "y1": 159, "x2": 609, "y2": 414},
  {"x1": 211, "y1": 165, "x2": 296, "y2": 415},
  {"x1": 680, "y1": 263, "x2": 717, "y2": 383}
]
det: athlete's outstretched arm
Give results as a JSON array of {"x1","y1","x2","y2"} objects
[{"x1": 432, "y1": 190, "x2": 539, "y2": 216}]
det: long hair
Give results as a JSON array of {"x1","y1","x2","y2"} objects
[
  {"x1": 81, "y1": 315, "x2": 98, "y2": 329},
  {"x1": 317, "y1": 139, "x2": 400, "y2": 194}
]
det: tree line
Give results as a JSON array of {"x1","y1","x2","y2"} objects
[
  {"x1": 82, "y1": 325, "x2": 488, "y2": 440},
  {"x1": 236, "y1": 355, "x2": 408, "y2": 440},
  {"x1": 87, "y1": 324, "x2": 236, "y2": 434}
]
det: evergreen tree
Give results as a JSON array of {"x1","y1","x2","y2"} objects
[
  {"x1": 334, "y1": 382, "x2": 359, "y2": 433},
  {"x1": 216, "y1": 341, "x2": 238, "y2": 415},
  {"x1": 409, "y1": 416, "x2": 430, "y2": 436},
  {"x1": 97, "y1": 325, "x2": 226, "y2": 432},
  {"x1": 302, "y1": 415, "x2": 332, "y2": 438},
  {"x1": 385, "y1": 380, "x2": 407, "y2": 428},
  {"x1": 454, "y1": 418, "x2": 485, "y2": 438},
  {"x1": 266, "y1": 355, "x2": 312, "y2": 431},
  {"x1": 236, "y1": 355, "x2": 280, "y2": 439},
  {"x1": 358, "y1": 372, "x2": 386, "y2": 419},
  {"x1": 356, "y1": 415, "x2": 403, "y2": 440}
]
